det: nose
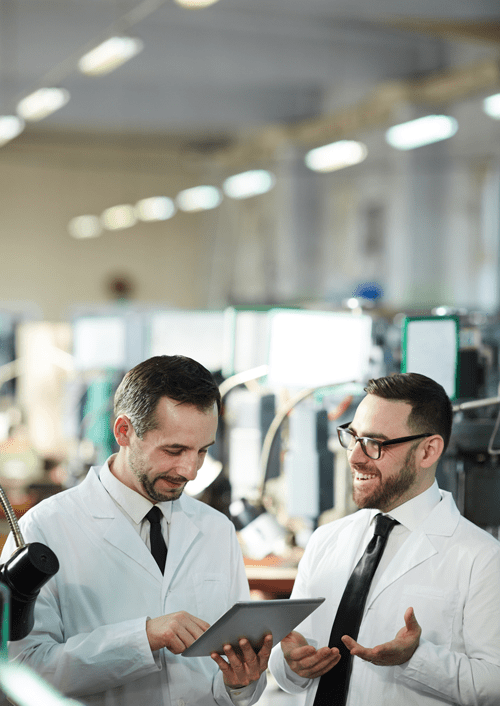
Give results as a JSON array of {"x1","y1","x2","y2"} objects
[
  {"x1": 348, "y1": 438, "x2": 367, "y2": 464},
  {"x1": 176, "y1": 452, "x2": 200, "y2": 481}
]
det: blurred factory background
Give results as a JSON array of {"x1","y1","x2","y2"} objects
[{"x1": 0, "y1": 1, "x2": 500, "y2": 701}]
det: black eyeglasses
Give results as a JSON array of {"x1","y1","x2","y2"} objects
[{"x1": 337, "y1": 422, "x2": 435, "y2": 460}]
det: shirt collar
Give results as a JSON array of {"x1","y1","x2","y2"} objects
[
  {"x1": 373, "y1": 480, "x2": 442, "y2": 531},
  {"x1": 99, "y1": 456, "x2": 173, "y2": 526}
]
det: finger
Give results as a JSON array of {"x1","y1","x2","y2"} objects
[
  {"x1": 223, "y1": 643, "x2": 246, "y2": 672},
  {"x1": 309, "y1": 654, "x2": 340, "y2": 679},
  {"x1": 341, "y1": 636, "x2": 372, "y2": 660},
  {"x1": 257, "y1": 634, "x2": 274, "y2": 659},
  {"x1": 211, "y1": 652, "x2": 230, "y2": 671},
  {"x1": 294, "y1": 650, "x2": 341, "y2": 679},
  {"x1": 295, "y1": 645, "x2": 336, "y2": 670},
  {"x1": 187, "y1": 615, "x2": 211, "y2": 633},
  {"x1": 237, "y1": 639, "x2": 259, "y2": 666},
  {"x1": 281, "y1": 630, "x2": 308, "y2": 649},
  {"x1": 287, "y1": 644, "x2": 317, "y2": 661},
  {"x1": 404, "y1": 606, "x2": 420, "y2": 630},
  {"x1": 341, "y1": 635, "x2": 359, "y2": 652}
]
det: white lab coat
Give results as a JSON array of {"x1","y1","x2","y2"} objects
[
  {"x1": 269, "y1": 490, "x2": 500, "y2": 706},
  {"x1": 2, "y1": 467, "x2": 266, "y2": 706}
]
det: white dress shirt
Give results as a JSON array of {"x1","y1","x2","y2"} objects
[{"x1": 99, "y1": 459, "x2": 173, "y2": 550}]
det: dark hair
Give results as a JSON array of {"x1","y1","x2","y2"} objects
[
  {"x1": 364, "y1": 372, "x2": 453, "y2": 453},
  {"x1": 114, "y1": 355, "x2": 222, "y2": 438}
]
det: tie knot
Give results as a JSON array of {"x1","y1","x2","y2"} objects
[
  {"x1": 373, "y1": 513, "x2": 398, "y2": 538},
  {"x1": 146, "y1": 506, "x2": 163, "y2": 525}
]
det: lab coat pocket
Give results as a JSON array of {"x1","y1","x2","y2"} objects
[
  {"x1": 193, "y1": 572, "x2": 229, "y2": 624},
  {"x1": 397, "y1": 585, "x2": 456, "y2": 649}
]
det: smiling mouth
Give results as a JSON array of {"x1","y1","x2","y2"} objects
[
  {"x1": 353, "y1": 469, "x2": 379, "y2": 482},
  {"x1": 155, "y1": 477, "x2": 186, "y2": 488}
]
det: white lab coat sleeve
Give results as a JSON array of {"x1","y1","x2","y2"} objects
[
  {"x1": 394, "y1": 541, "x2": 500, "y2": 706},
  {"x1": 3, "y1": 531, "x2": 160, "y2": 697},
  {"x1": 268, "y1": 539, "x2": 317, "y2": 695}
]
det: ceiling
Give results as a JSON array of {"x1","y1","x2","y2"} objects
[{"x1": 0, "y1": 0, "x2": 499, "y2": 150}]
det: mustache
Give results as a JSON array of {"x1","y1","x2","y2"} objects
[
  {"x1": 351, "y1": 464, "x2": 380, "y2": 475},
  {"x1": 153, "y1": 475, "x2": 187, "y2": 485}
]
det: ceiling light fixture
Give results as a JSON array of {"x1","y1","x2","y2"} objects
[
  {"x1": 101, "y1": 205, "x2": 137, "y2": 230},
  {"x1": 173, "y1": 0, "x2": 221, "y2": 8},
  {"x1": 78, "y1": 36, "x2": 144, "y2": 76},
  {"x1": 17, "y1": 88, "x2": 70, "y2": 121},
  {"x1": 67, "y1": 215, "x2": 103, "y2": 239},
  {"x1": 0, "y1": 116, "x2": 24, "y2": 147},
  {"x1": 385, "y1": 115, "x2": 458, "y2": 150},
  {"x1": 135, "y1": 196, "x2": 176, "y2": 221},
  {"x1": 176, "y1": 186, "x2": 222, "y2": 212},
  {"x1": 223, "y1": 170, "x2": 276, "y2": 199},
  {"x1": 483, "y1": 93, "x2": 500, "y2": 120},
  {"x1": 305, "y1": 140, "x2": 368, "y2": 173}
]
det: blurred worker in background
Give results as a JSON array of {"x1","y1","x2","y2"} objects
[
  {"x1": 270, "y1": 372, "x2": 500, "y2": 706},
  {"x1": 2, "y1": 355, "x2": 270, "y2": 706}
]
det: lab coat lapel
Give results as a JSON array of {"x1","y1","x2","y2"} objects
[
  {"x1": 366, "y1": 491, "x2": 460, "y2": 608},
  {"x1": 163, "y1": 496, "x2": 201, "y2": 593},
  {"x1": 79, "y1": 466, "x2": 163, "y2": 581}
]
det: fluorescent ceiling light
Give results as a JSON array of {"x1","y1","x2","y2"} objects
[
  {"x1": 17, "y1": 88, "x2": 70, "y2": 121},
  {"x1": 305, "y1": 140, "x2": 367, "y2": 173},
  {"x1": 135, "y1": 196, "x2": 176, "y2": 221},
  {"x1": 174, "y1": 0, "x2": 220, "y2": 7},
  {"x1": 101, "y1": 205, "x2": 137, "y2": 230},
  {"x1": 223, "y1": 170, "x2": 276, "y2": 199},
  {"x1": 176, "y1": 186, "x2": 222, "y2": 212},
  {"x1": 483, "y1": 93, "x2": 500, "y2": 119},
  {"x1": 385, "y1": 115, "x2": 458, "y2": 150},
  {"x1": 78, "y1": 36, "x2": 143, "y2": 76},
  {"x1": 0, "y1": 115, "x2": 24, "y2": 147},
  {"x1": 68, "y1": 215, "x2": 103, "y2": 239}
]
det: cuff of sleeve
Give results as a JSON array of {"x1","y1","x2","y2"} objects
[{"x1": 225, "y1": 681, "x2": 258, "y2": 704}]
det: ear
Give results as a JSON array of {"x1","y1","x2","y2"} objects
[
  {"x1": 419, "y1": 434, "x2": 444, "y2": 469},
  {"x1": 114, "y1": 415, "x2": 134, "y2": 447}
]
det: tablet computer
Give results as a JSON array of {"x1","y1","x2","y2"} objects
[{"x1": 182, "y1": 597, "x2": 325, "y2": 657}]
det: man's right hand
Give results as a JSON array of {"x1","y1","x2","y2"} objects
[
  {"x1": 281, "y1": 631, "x2": 341, "y2": 679},
  {"x1": 146, "y1": 611, "x2": 210, "y2": 653}
]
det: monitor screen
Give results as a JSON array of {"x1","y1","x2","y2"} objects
[
  {"x1": 267, "y1": 309, "x2": 373, "y2": 389},
  {"x1": 149, "y1": 310, "x2": 226, "y2": 372},
  {"x1": 73, "y1": 316, "x2": 127, "y2": 371}
]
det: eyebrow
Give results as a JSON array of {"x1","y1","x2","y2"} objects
[
  {"x1": 348, "y1": 425, "x2": 390, "y2": 442},
  {"x1": 162, "y1": 440, "x2": 216, "y2": 451}
]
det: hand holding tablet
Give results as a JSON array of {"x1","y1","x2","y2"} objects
[{"x1": 182, "y1": 597, "x2": 325, "y2": 657}]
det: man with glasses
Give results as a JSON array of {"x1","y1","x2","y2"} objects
[{"x1": 269, "y1": 372, "x2": 500, "y2": 705}]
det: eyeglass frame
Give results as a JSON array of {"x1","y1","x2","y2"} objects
[{"x1": 337, "y1": 422, "x2": 436, "y2": 460}]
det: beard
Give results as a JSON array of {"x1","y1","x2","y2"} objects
[
  {"x1": 352, "y1": 444, "x2": 418, "y2": 512},
  {"x1": 129, "y1": 447, "x2": 186, "y2": 502}
]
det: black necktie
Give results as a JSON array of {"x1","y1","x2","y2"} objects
[
  {"x1": 146, "y1": 507, "x2": 167, "y2": 574},
  {"x1": 313, "y1": 513, "x2": 399, "y2": 706}
]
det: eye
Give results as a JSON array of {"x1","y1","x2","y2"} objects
[{"x1": 164, "y1": 449, "x2": 182, "y2": 456}]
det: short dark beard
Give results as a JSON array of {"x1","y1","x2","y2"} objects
[
  {"x1": 353, "y1": 444, "x2": 418, "y2": 512},
  {"x1": 129, "y1": 450, "x2": 186, "y2": 502},
  {"x1": 136, "y1": 472, "x2": 186, "y2": 502}
]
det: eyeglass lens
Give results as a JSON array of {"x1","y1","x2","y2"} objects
[{"x1": 339, "y1": 428, "x2": 381, "y2": 459}]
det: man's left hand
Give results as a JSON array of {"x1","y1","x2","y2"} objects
[
  {"x1": 341, "y1": 607, "x2": 421, "y2": 666},
  {"x1": 211, "y1": 634, "x2": 273, "y2": 688}
]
